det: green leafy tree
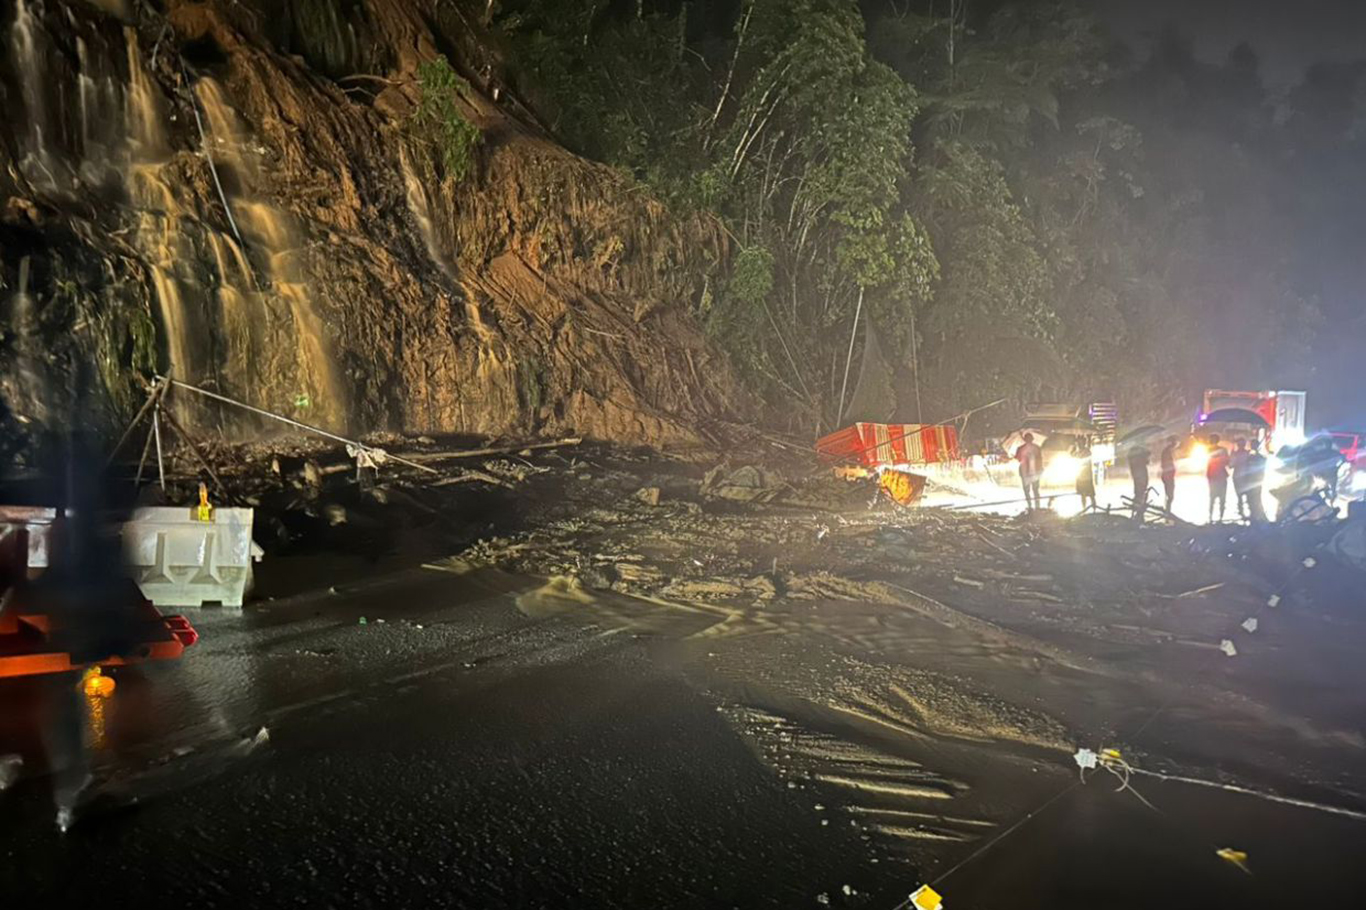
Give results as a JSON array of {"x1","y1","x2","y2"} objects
[{"x1": 414, "y1": 57, "x2": 483, "y2": 181}]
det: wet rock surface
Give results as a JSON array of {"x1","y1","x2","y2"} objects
[{"x1": 1, "y1": 0, "x2": 744, "y2": 457}]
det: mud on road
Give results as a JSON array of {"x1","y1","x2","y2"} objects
[
  {"x1": 444, "y1": 448, "x2": 1366, "y2": 903},
  {"x1": 4, "y1": 440, "x2": 1366, "y2": 908}
]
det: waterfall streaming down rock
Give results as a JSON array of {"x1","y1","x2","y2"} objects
[
  {"x1": 0, "y1": 0, "x2": 741, "y2": 456},
  {"x1": 11, "y1": 0, "x2": 62, "y2": 192},
  {"x1": 400, "y1": 147, "x2": 453, "y2": 278},
  {"x1": 123, "y1": 25, "x2": 166, "y2": 158},
  {"x1": 195, "y1": 78, "x2": 347, "y2": 430}
]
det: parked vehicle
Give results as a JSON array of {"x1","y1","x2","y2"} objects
[{"x1": 1196, "y1": 389, "x2": 1306, "y2": 453}]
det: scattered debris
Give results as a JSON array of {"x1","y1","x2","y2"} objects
[
  {"x1": 1329, "y1": 522, "x2": 1366, "y2": 570},
  {"x1": 400, "y1": 437, "x2": 583, "y2": 463},
  {"x1": 700, "y1": 464, "x2": 788, "y2": 503},
  {"x1": 1176, "y1": 582, "x2": 1226, "y2": 599},
  {"x1": 1216, "y1": 847, "x2": 1251, "y2": 874},
  {"x1": 1219, "y1": 639, "x2": 1238, "y2": 657},
  {"x1": 635, "y1": 486, "x2": 662, "y2": 506},
  {"x1": 1241, "y1": 617, "x2": 1258, "y2": 633}
]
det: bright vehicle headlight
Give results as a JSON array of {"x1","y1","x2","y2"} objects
[
  {"x1": 1044, "y1": 453, "x2": 1081, "y2": 484},
  {"x1": 1187, "y1": 443, "x2": 1209, "y2": 470}
]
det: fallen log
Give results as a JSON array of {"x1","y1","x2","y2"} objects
[
  {"x1": 400, "y1": 437, "x2": 583, "y2": 463},
  {"x1": 429, "y1": 469, "x2": 518, "y2": 489}
]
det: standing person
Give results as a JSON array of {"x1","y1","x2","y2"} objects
[
  {"x1": 1230, "y1": 438, "x2": 1251, "y2": 520},
  {"x1": 1015, "y1": 432, "x2": 1043, "y2": 512},
  {"x1": 1242, "y1": 441, "x2": 1268, "y2": 522},
  {"x1": 1127, "y1": 442, "x2": 1151, "y2": 520},
  {"x1": 1072, "y1": 438, "x2": 1096, "y2": 512},
  {"x1": 1206, "y1": 433, "x2": 1231, "y2": 522},
  {"x1": 1160, "y1": 435, "x2": 1179, "y2": 513}
]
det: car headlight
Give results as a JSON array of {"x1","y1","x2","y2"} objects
[
  {"x1": 1186, "y1": 443, "x2": 1209, "y2": 470},
  {"x1": 1044, "y1": 453, "x2": 1081, "y2": 483}
]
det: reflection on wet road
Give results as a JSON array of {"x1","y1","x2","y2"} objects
[{"x1": 4, "y1": 560, "x2": 1366, "y2": 908}]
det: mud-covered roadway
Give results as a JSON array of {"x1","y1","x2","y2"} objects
[{"x1": 3, "y1": 438, "x2": 1366, "y2": 908}]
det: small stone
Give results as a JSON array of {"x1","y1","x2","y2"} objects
[
  {"x1": 1241, "y1": 617, "x2": 1258, "y2": 633},
  {"x1": 634, "y1": 486, "x2": 662, "y2": 506},
  {"x1": 1267, "y1": 594, "x2": 1281, "y2": 607},
  {"x1": 1219, "y1": 638, "x2": 1237, "y2": 657},
  {"x1": 1302, "y1": 557, "x2": 1317, "y2": 568}
]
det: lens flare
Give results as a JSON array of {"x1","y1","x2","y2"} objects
[{"x1": 1044, "y1": 453, "x2": 1081, "y2": 484}]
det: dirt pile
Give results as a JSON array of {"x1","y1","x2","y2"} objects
[
  {"x1": 440, "y1": 454, "x2": 1366, "y2": 809},
  {"x1": 0, "y1": 0, "x2": 744, "y2": 459}
]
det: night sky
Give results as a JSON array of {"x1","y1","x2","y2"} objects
[{"x1": 1082, "y1": 0, "x2": 1366, "y2": 85}]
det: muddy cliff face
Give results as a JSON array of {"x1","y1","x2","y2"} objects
[{"x1": 0, "y1": 0, "x2": 741, "y2": 457}]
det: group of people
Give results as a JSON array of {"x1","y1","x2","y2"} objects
[
  {"x1": 1012, "y1": 430, "x2": 1271, "y2": 522},
  {"x1": 1122, "y1": 433, "x2": 1269, "y2": 522},
  {"x1": 1191, "y1": 434, "x2": 1269, "y2": 522}
]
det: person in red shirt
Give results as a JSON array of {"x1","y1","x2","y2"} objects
[
  {"x1": 1015, "y1": 432, "x2": 1043, "y2": 511},
  {"x1": 1206, "y1": 433, "x2": 1231, "y2": 522}
]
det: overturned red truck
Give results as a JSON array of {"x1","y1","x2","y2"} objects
[{"x1": 816, "y1": 422, "x2": 960, "y2": 504}]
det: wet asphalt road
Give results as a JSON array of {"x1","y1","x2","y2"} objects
[
  {"x1": 6, "y1": 560, "x2": 1366, "y2": 908},
  {"x1": 0, "y1": 567, "x2": 893, "y2": 908}
]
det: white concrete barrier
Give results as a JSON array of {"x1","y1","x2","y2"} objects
[{"x1": 121, "y1": 507, "x2": 262, "y2": 608}]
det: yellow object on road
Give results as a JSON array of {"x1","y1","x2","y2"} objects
[
  {"x1": 879, "y1": 468, "x2": 927, "y2": 506},
  {"x1": 910, "y1": 884, "x2": 944, "y2": 910},
  {"x1": 1216, "y1": 847, "x2": 1251, "y2": 874}
]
